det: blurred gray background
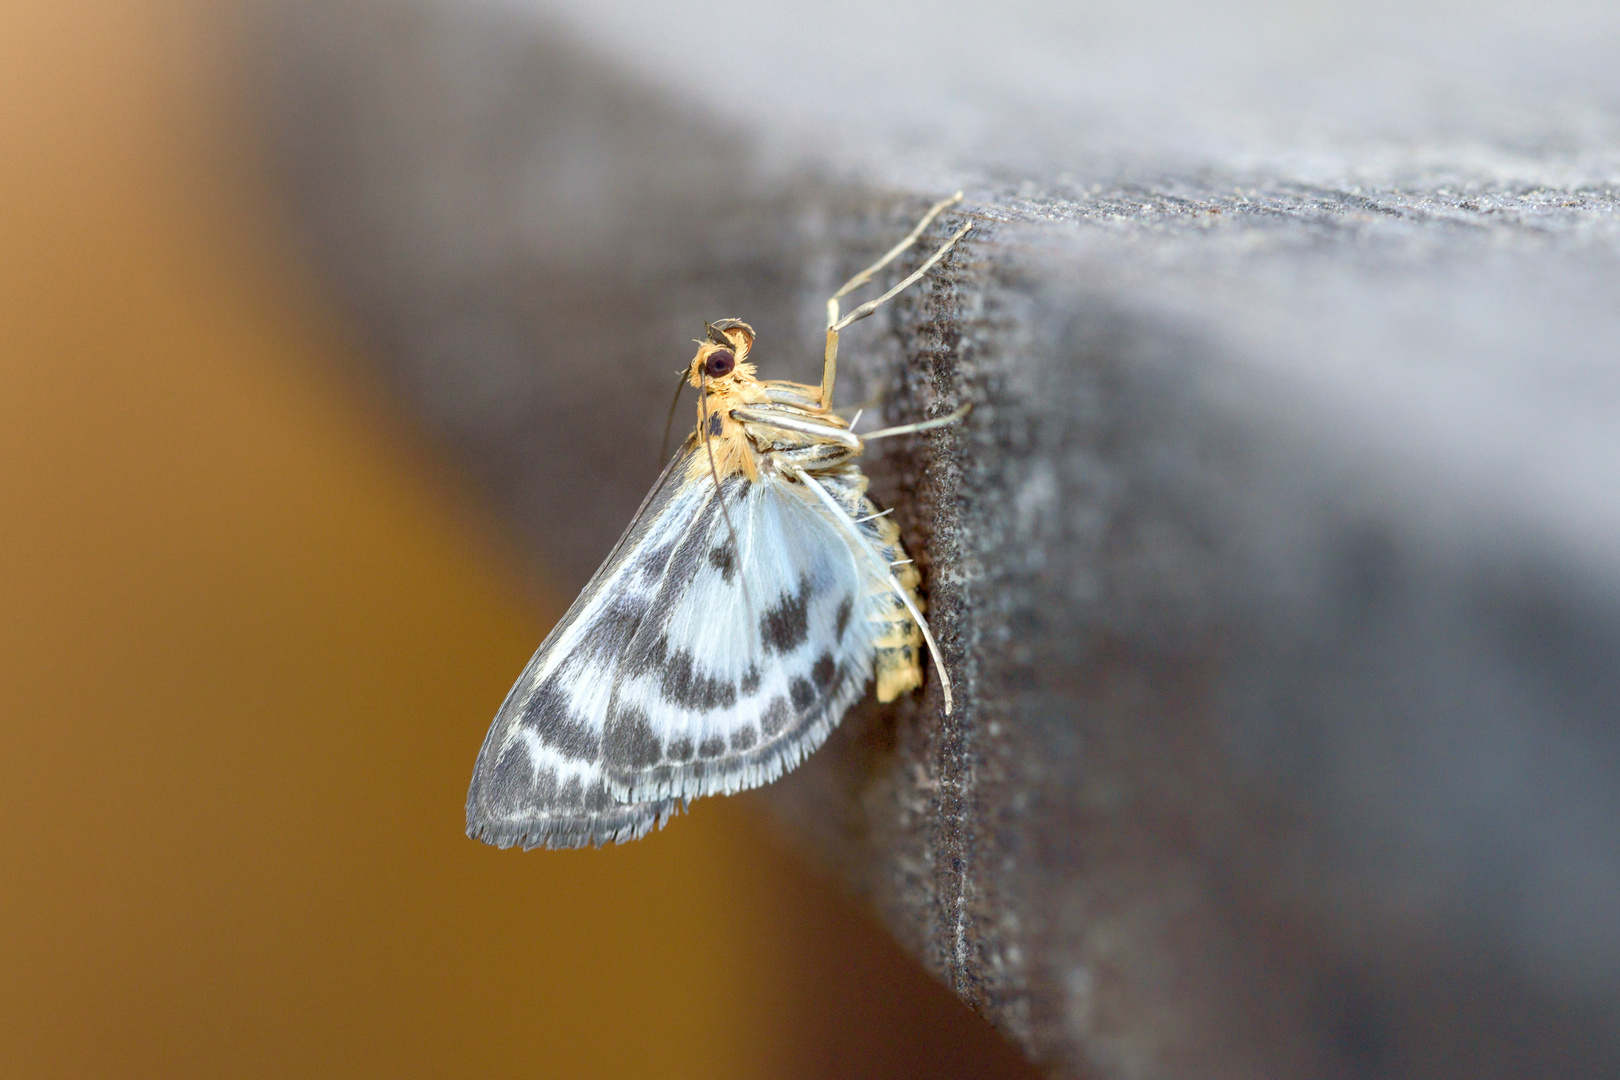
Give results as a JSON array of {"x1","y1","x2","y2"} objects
[{"x1": 259, "y1": 0, "x2": 1620, "y2": 1076}]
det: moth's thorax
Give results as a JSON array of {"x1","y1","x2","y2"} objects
[{"x1": 684, "y1": 325, "x2": 856, "y2": 483}]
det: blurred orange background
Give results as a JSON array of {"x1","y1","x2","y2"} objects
[{"x1": 0, "y1": 2, "x2": 1034, "y2": 1077}]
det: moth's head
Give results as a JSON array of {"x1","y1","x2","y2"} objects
[{"x1": 688, "y1": 319, "x2": 757, "y2": 390}]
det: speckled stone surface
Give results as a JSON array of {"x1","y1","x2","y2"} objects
[{"x1": 260, "y1": 1, "x2": 1620, "y2": 1074}]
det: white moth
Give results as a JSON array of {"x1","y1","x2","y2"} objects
[{"x1": 466, "y1": 195, "x2": 973, "y2": 849}]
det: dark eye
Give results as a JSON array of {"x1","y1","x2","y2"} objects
[{"x1": 704, "y1": 349, "x2": 735, "y2": 378}]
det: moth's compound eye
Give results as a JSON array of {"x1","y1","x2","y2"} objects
[{"x1": 705, "y1": 349, "x2": 736, "y2": 378}]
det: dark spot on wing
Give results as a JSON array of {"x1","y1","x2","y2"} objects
[
  {"x1": 636, "y1": 541, "x2": 676, "y2": 582},
  {"x1": 790, "y1": 677, "x2": 816, "y2": 711},
  {"x1": 518, "y1": 673, "x2": 600, "y2": 762},
  {"x1": 729, "y1": 726, "x2": 758, "y2": 751},
  {"x1": 531, "y1": 714, "x2": 599, "y2": 763},
  {"x1": 708, "y1": 544, "x2": 735, "y2": 582},
  {"x1": 602, "y1": 702, "x2": 662, "y2": 769},
  {"x1": 739, "y1": 665, "x2": 760, "y2": 695},
  {"x1": 655, "y1": 500, "x2": 719, "y2": 599},
  {"x1": 489, "y1": 743, "x2": 553, "y2": 813},
  {"x1": 761, "y1": 576, "x2": 813, "y2": 654},
  {"x1": 698, "y1": 735, "x2": 727, "y2": 759},
  {"x1": 811, "y1": 652, "x2": 837, "y2": 689},
  {"x1": 583, "y1": 596, "x2": 650, "y2": 662},
  {"x1": 835, "y1": 596, "x2": 853, "y2": 642},
  {"x1": 660, "y1": 649, "x2": 737, "y2": 710},
  {"x1": 556, "y1": 775, "x2": 585, "y2": 809},
  {"x1": 761, "y1": 696, "x2": 791, "y2": 736},
  {"x1": 488, "y1": 746, "x2": 527, "y2": 801},
  {"x1": 621, "y1": 630, "x2": 668, "y2": 678},
  {"x1": 667, "y1": 737, "x2": 694, "y2": 762},
  {"x1": 628, "y1": 494, "x2": 723, "y2": 610}
]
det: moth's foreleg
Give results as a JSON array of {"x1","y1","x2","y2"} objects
[
  {"x1": 820, "y1": 193, "x2": 970, "y2": 410},
  {"x1": 730, "y1": 407, "x2": 859, "y2": 448},
  {"x1": 826, "y1": 192, "x2": 966, "y2": 318}
]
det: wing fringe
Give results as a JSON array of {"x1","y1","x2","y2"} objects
[{"x1": 466, "y1": 799, "x2": 683, "y2": 851}]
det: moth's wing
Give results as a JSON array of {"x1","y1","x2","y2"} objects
[
  {"x1": 599, "y1": 467, "x2": 900, "y2": 803},
  {"x1": 465, "y1": 445, "x2": 721, "y2": 850}
]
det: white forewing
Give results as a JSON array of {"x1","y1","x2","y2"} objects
[{"x1": 465, "y1": 444, "x2": 897, "y2": 849}]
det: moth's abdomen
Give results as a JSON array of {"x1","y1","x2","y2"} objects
[{"x1": 861, "y1": 496, "x2": 925, "y2": 702}]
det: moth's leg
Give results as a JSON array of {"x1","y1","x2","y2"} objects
[
  {"x1": 821, "y1": 192, "x2": 971, "y2": 410},
  {"x1": 730, "y1": 407, "x2": 860, "y2": 448},
  {"x1": 760, "y1": 382, "x2": 824, "y2": 409},
  {"x1": 828, "y1": 192, "x2": 965, "y2": 315},
  {"x1": 767, "y1": 442, "x2": 859, "y2": 471},
  {"x1": 860, "y1": 402, "x2": 973, "y2": 442}
]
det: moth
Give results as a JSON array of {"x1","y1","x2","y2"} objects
[{"x1": 467, "y1": 195, "x2": 973, "y2": 849}]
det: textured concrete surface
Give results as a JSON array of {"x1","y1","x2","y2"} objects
[{"x1": 260, "y1": 1, "x2": 1620, "y2": 1075}]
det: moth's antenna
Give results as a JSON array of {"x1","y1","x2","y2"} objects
[
  {"x1": 659, "y1": 370, "x2": 687, "y2": 467},
  {"x1": 699, "y1": 372, "x2": 759, "y2": 656}
]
